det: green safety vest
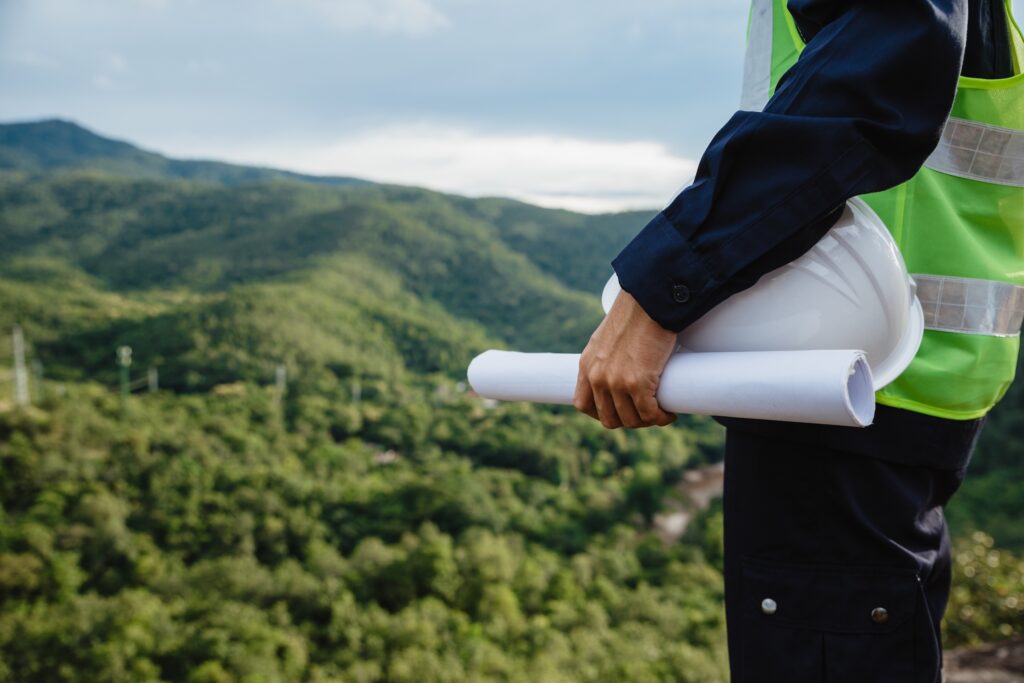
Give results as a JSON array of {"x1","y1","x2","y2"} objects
[{"x1": 742, "y1": 0, "x2": 1024, "y2": 420}]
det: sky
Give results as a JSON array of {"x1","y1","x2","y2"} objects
[
  {"x1": 1, "y1": 1, "x2": 1018, "y2": 213},
  {"x1": 0, "y1": 0, "x2": 755, "y2": 212}
]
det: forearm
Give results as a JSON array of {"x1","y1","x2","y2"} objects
[{"x1": 613, "y1": 0, "x2": 967, "y2": 332}]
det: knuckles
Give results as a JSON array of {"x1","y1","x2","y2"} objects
[
  {"x1": 582, "y1": 365, "x2": 641, "y2": 394},
  {"x1": 577, "y1": 354, "x2": 668, "y2": 429}
]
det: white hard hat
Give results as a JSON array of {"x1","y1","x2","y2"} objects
[{"x1": 602, "y1": 197, "x2": 924, "y2": 390}]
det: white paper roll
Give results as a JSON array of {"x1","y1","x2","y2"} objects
[{"x1": 467, "y1": 349, "x2": 875, "y2": 427}]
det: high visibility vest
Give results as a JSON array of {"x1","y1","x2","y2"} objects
[{"x1": 742, "y1": 0, "x2": 1024, "y2": 420}]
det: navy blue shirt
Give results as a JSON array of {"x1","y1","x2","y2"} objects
[{"x1": 612, "y1": 0, "x2": 972, "y2": 333}]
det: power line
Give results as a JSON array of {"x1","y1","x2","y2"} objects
[{"x1": 5, "y1": 329, "x2": 322, "y2": 406}]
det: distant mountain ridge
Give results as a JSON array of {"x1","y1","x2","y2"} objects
[
  {"x1": 7, "y1": 119, "x2": 1018, "y2": 557},
  {"x1": 0, "y1": 118, "x2": 654, "y2": 295},
  {"x1": 0, "y1": 119, "x2": 372, "y2": 187},
  {"x1": 0, "y1": 118, "x2": 658, "y2": 390}
]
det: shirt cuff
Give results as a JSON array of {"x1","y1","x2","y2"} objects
[{"x1": 611, "y1": 212, "x2": 717, "y2": 333}]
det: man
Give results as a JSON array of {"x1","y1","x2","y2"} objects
[{"x1": 574, "y1": 1, "x2": 1023, "y2": 681}]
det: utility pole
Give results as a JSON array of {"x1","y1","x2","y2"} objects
[
  {"x1": 12, "y1": 326, "x2": 29, "y2": 407},
  {"x1": 117, "y1": 346, "x2": 133, "y2": 397},
  {"x1": 147, "y1": 366, "x2": 159, "y2": 394}
]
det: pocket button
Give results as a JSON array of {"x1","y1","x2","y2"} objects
[
  {"x1": 761, "y1": 598, "x2": 778, "y2": 615},
  {"x1": 871, "y1": 606, "x2": 890, "y2": 624}
]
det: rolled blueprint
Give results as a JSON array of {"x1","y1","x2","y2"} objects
[{"x1": 467, "y1": 349, "x2": 875, "y2": 427}]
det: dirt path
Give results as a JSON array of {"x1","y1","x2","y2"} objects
[
  {"x1": 652, "y1": 461, "x2": 724, "y2": 544},
  {"x1": 945, "y1": 637, "x2": 1024, "y2": 682}
]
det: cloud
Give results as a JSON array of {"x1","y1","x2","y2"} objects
[
  {"x1": 295, "y1": 0, "x2": 451, "y2": 35},
  {"x1": 172, "y1": 125, "x2": 697, "y2": 213}
]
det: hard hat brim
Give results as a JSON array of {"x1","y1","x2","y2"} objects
[
  {"x1": 870, "y1": 293, "x2": 923, "y2": 390},
  {"x1": 601, "y1": 200, "x2": 924, "y2": 392}
]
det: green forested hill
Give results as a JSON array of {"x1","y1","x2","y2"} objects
[
  {"x1": 0, "y1": 122, "x2": 733, "y2": 682},
  {"x1": 0, "y1": 120, "x2": 1020, "y2": 682},
  {"x1": 0, "y1": 168, "x2": 616, "y2": 356},
  {"x1": 453, "y1": 196, "x2": 654, "y2": 295},
  {"x1": 0, "y1": 120, "x2": 370, "y2": 188}
]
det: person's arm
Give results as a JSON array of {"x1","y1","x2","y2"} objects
[{"x1": 575, "y1": 0, "x2": 967, "y2": 430}]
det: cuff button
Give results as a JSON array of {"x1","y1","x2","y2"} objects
[{"x1": 672, "y1": 284, "x2": 691, "y2": 304}]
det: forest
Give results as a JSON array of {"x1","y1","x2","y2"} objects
[{"x1": 0, "y1": 120, "x2": 1020, "y2": 682}]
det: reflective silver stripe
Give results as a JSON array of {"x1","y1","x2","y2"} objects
[
  {"x1": 739, "y1": 0, "x2": 773, "y2": 112},
  {"x1": 923, "y1": 117, "x2": 1024, "y2": 187},
  {"x1": 913, "y1": 274, "x2": 1024, "y2": 336}
]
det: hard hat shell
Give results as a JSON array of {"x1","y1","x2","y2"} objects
[{"x1": 602, "y1": 198, "x2": 924, "y2": 390}]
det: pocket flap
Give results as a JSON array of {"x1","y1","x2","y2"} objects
[{"x1": 741, "y1": 558, "x2": 920, "y2": 634}]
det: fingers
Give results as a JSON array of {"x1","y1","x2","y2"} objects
[
  {"x1": 576, "y1": 353, "x2": 623, "y2": 429},
  {"x1": 594, "y1": 388, "x2": 623, "y2": 430},
  {"x1": 573, "y1": 362, "x2": 598, "y2": 420},
  {"x1": 575, "y1": 357, "x2": 674, "y2": 429},
  {"x1": 611, "y1": 390, "x2": 644, "y2": 429},
  {"x1": 634, "y1": 385, "x2": 676, "y2": 427}
]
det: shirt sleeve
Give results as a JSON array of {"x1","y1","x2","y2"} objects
[{"x1": 611, "y1": 0, "x2": 967, "y2": 333}]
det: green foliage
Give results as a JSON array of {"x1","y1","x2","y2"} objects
[
  {"x1": 946, "y1": 352, "x2": 1024, "y2": 552},
  {"x1": 683, "y1": 499, "x2": 724, "y2": 575},
  {"x1": 35, "y1": 256, "x2": 491, "y2": 390},
  {"x1": 944, "y1": 532, "x2": 1024, "y2": 647},
  {"x1": 0, "y1": 170, "x2": 603, "y2": 354},
  {"x1": 0, "y1": 119, "x2": 1019, "y2": 681},
  {"x1": 454, "y1": 196, "x2": 653, "y2": 294},
  {"x1": 0, "y1": 385, "x2": 729, "y2": 682}
]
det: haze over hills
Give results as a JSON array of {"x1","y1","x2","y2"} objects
[
  {"x1": 0, "y1": 119, "x2": 373, "y2": 188},
  {"x1": 0, "y1": 119, "x2": 1020, "y2": 681},
  {"x1": 0, "y1": 119, "x2": 658, "y2": 373}
]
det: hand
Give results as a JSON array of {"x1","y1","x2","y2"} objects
[{"x1": 574, "y1": 289, "x2": 678, "y2": 429}]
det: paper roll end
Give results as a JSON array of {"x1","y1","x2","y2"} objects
[
  {"x1": 466, "y1": 350, "x2": 499, "y2": 395},
  {"x1": 845, "y1": 353, "x2": 876, "y2": 427}
]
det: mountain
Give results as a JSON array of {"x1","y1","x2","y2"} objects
[
  {"x1": 0, "y1": 120, "x2": 653, "y2": 291},
  {"x1": 0, "y1": 120, "x2": 1019, "y2": 682},
  {"x1": 0, "y1": 119, "x2": 371, "y2": 187},
  {"x1": 0, "y1": 119, "x2": 1019, "y2": 546},
  {"x1": 0, "y1": 121, "x2": 660, "y2": 373},
  {"x1": 0, "y1": 120, "x2": 740, "y2": 682}
]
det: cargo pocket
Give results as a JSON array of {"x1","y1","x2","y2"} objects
[{"x1": 735, "y1": 558, "x2": 928, "y2": 683}]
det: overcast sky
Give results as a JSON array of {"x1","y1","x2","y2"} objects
[
  {"x1": 0, "y1": 0, "x2": 754, "y2": 211},
  {"x1": 2, "y1": 1, "x2": 1018, "y2": 212}
]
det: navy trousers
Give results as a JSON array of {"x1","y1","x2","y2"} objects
[{"x1": 716, "y1": 406, "x2": 986, "y2": 683}]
